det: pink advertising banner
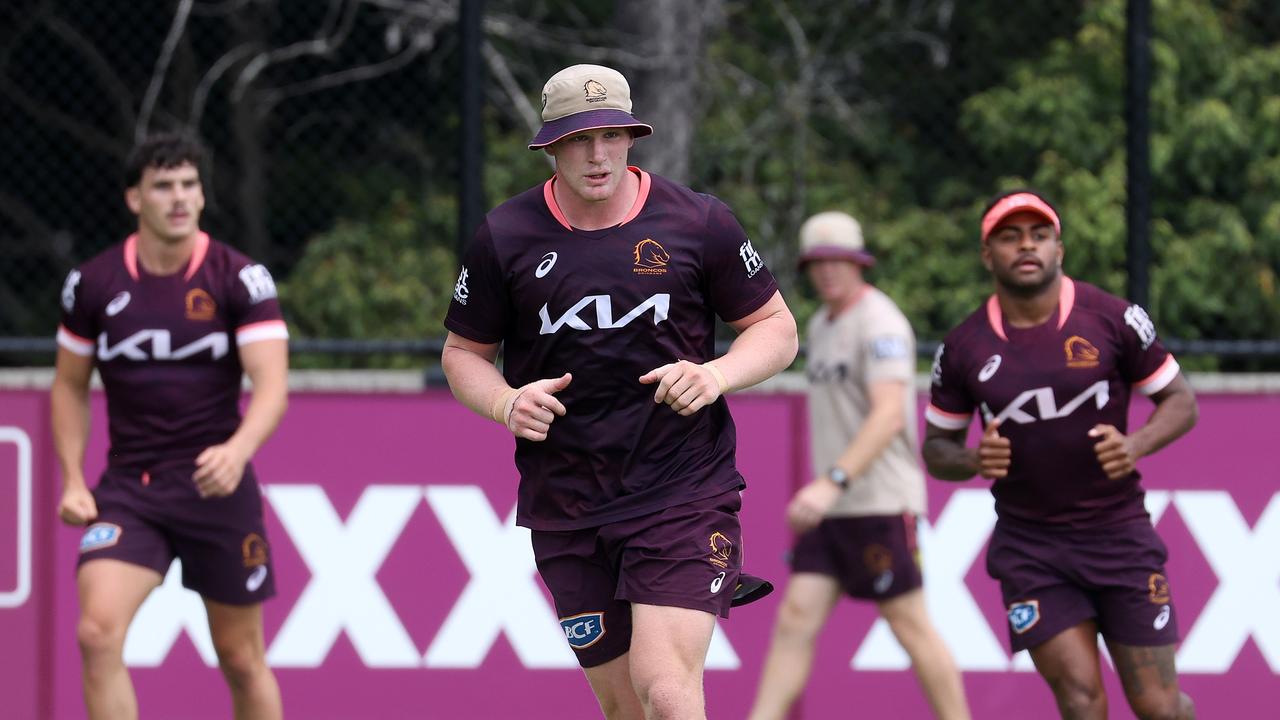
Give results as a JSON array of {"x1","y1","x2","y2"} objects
[{"x1": 1, "y1": 388, "x2": 1278, "y2": 718}]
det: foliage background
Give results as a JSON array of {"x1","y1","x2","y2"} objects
[{"x1": 1, "y1": 0, "x2": 1277, "y2": 368}]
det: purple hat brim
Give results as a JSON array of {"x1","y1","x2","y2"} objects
[
  {"x1": 529, "y1": 109, "x2": 654, "y2": 149},
  {"x1": 796, "y1": 246, "x2": 876, "y2": 270}
]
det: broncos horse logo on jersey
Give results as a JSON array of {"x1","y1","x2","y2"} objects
[{"x1": 633, "y1": 238, "x2": 670, "y2": 275}]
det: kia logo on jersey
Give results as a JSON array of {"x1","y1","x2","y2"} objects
[
  {"x1": 538, "y1": 294, "x2": 670, "y2": 335},
  {"x1": 97, "y1": 330, "x2": 230, "y2": 361},
  {"x1": 980, "y1": 380, "x2": 1110, "y2": 426}
]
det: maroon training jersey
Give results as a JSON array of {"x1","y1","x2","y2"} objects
[
  {"x1": 925, "y1": 278, "x2": 1180, "y2": 528},
  {"x1": 57, "y1": 233, "x2": 288, "y2": 470},
  {"x1": 445, "y1": 169, "x2": 779, "y2": 531}
]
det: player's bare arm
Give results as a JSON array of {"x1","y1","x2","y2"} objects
[
  {"x1": 51, "y1": 346, "x2": 98, "y2": 526},
  {"x1": 1090, "y1": 372, "x2": 1198, "y2": 480},
  {"x1": 194, "y1": 337, "x2": 288, "y2": 498},
  {"x1": 788, "y1": 378, "x2": 906, "y2": 532},
  {"x1": 923, "y1": 420, "x2": 1010, "y2": 481},
  {"x1": 640, "y1": 291, "x2": 798, "y2": 417},
  {"x1": 441, "y1": 331, "x2": 571, "y2": 442}
]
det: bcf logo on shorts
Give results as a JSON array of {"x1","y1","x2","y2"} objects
[
  {"x1": 79, "y1": 523, "x2": 122, "y2": 553},
  {"x1": 559, "y1": 611, "x2": 606, "y2": 650},
  {"x1": 1007, "y1": 600, "x2": 1040, "y2": 635}
]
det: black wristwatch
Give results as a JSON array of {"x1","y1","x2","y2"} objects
[{"x1": 827, "y1": 466, "x2": 850, "y2": 488}]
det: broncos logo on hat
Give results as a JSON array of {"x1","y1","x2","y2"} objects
[{"x1": 583, "y1": 79, "x2": 607, "y2": 102}]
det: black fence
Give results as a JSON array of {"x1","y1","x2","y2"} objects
[{"x1": 2, "y1": 0, "x2": 1278, "y2": 368}]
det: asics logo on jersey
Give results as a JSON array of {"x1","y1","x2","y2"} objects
[
  {"x1": 1154, "y1": 604, "x2": 1172, "y2": 631},
  {"x1": 535, "y1": 252, "x2": 558, "y2": 278},
  {"x1": 980, "y1": 380, "x2": 1110, "y2": 426},
  {"x1": 97, "y1": 330, "x2": 230, "y2": 361},
  {"x1": 105, "y1": 291, "x2": 132, "y2": 317},
  {"x1": 978, "y1": 354, "x2": 1002, "y2": 382},
  {"x1": 538, "y1": 293, "x2": 669, "y2": 335}
]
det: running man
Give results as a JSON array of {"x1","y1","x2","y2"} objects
[
  {"x1": 922, "y1": 189, "x2": 1198, "y2": 719},
  {"x1": 52, "y1": 133, "x2": 288, "y2": 720},
  {"x1": 442, "y1": 64, "x2": 798, "y2": 719}
]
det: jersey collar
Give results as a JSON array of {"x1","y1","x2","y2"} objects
[
  {"x1": 123, "y1": 232, "x2": 210, "y2": 282},
  {"x1": 985, "y1": 275, "x2": 1076, "y2": 341},
  {"x1": 542, "y1": 167, "x2": 651, "y2": 232}
]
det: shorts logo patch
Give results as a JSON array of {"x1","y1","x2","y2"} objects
[
  {"x1": 79, "y1": 523, "x2": 122, "y2": 554},
  {"x1": 863, "y1": 544, "x2": 892, "y2": 574},
  {"x1": 242, "y1": 533, "x2": 269, "y2": 567},
  {"x1": 560, "y1": 612, "x2": 606, "y2": 650},
  {"x1": 1154, "y1": 604, "x2": 1171, "y2": 631},
  {"x1": 1148, "y1": 573, "x2": 1170, "y2": 604},
  {"x1": 246, "y1": 565, "x2": 269, "y2": 593},
  {"x1": 710, "y1": 571, "x2": 726, "y2": 594},
  {"x1": 873, "y1": 570, "x2": 895, "y2": 595},
  {"x1": 1008, "y1": 600, "x2": 1040, "y2": 635},
  {"x1": 707, "y1": 531, "x2": 734, "y2": 569}
]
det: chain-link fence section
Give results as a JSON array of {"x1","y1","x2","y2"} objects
[{"x1": 2, "y1": 0, "x2": 1278, "y2": 368}]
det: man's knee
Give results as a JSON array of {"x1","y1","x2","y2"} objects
[
  {"x1": 77, "y1": 615, "x2": 126, "y2": 662},
  {"x1": 632, "y1": 673, "x2": 700, "y2": 720},
  {"x1": 775, "y1": 593, "x2": 827, "y2": 638},
  {"x1": 1128, "y1": 690, "x2": 1193, "y2": 720},
  {"x1": 212, "y1": 637, "x2": 267, "y2": 686},
  {"x1": 1047, "y1": 672, "x2": 1106, "y2": 717}
]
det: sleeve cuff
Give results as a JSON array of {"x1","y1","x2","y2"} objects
[
  {"x1": 925, "y1": 403, "x2": 972, "y2": 431},
  {"x1": 236, "y1": 320, "x2": 289, "y2": 346},
  {"x1": 56, "y1": 325, "x2": 94, "y2": 356}
]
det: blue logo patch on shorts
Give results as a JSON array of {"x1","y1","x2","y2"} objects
[
  {"x1": 560, "y1": 612, "x2": 606, "y2": 650},
  {"x1": 1008, "y1": 600, "x2": 1040, "y2": 634},
  {"x1": 79, "y1": 523, "x2": 122, "y2": 553}
]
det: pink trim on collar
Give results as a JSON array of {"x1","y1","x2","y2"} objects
[
  {"x1": 542, "y1": 167, "x2": 650, "y2": 231},
  {"x1": 1056, "y1": 276, "x2": 1076, "y2": 330},
  {"x1": 123, "y1": 234, "x2": 140, "y2": 281},
  {"x1": 123, "y1": 232, "x2": 210, "y2": 280},
  {"x1": 985, "y1": 276, "x2": 1076, "y2": 340},
  {"x1": 184, "y1": 233, "x2": 210, "y2": 281}
]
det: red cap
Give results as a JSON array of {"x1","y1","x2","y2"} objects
[{"x1": 981, "y1": 192, "x2": 1061, "y2": 241}]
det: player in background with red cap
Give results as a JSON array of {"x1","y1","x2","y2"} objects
[
  {"x1": 442, "y1": 64, "x2": 797, "y2": 719},
  {"x1": 923, "y1": 189, "x2": 1198, "y2": 719},
  {"x1": 749, "y1": 211, "x2": 970, "y2": 720}
]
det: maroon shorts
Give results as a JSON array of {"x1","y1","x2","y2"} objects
[
  {"x1": 986, "y1": 518, "x2": 1178, "y2": 653},
  {"x1": 530, "y1": 488, "x2": 744, "y2": 668},
  {"x1": 789, "y1": 513, "x2": 923, "y2": 600},
  {"x1": 77, "y1": 464, "x2": 275, "y2": 606}
]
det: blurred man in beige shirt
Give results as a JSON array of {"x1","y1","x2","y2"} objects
[{"x1": 749, "y1": 212, "x2": 970, "y2": 720}]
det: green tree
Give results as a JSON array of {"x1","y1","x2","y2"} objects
[{"x1": 280, "y1": 191, "x2": 458, "y2": 368}]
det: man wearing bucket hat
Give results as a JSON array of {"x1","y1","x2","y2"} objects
[
  {"x1": 748, "y1": 212, "x2": 971, "y2": 720},
  {"x1": 923, "y1": 189, "x2": 1198, "y2": 719},
  {"x1": 442, "y1": 64, "x2": 797, "y2": 719}
]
